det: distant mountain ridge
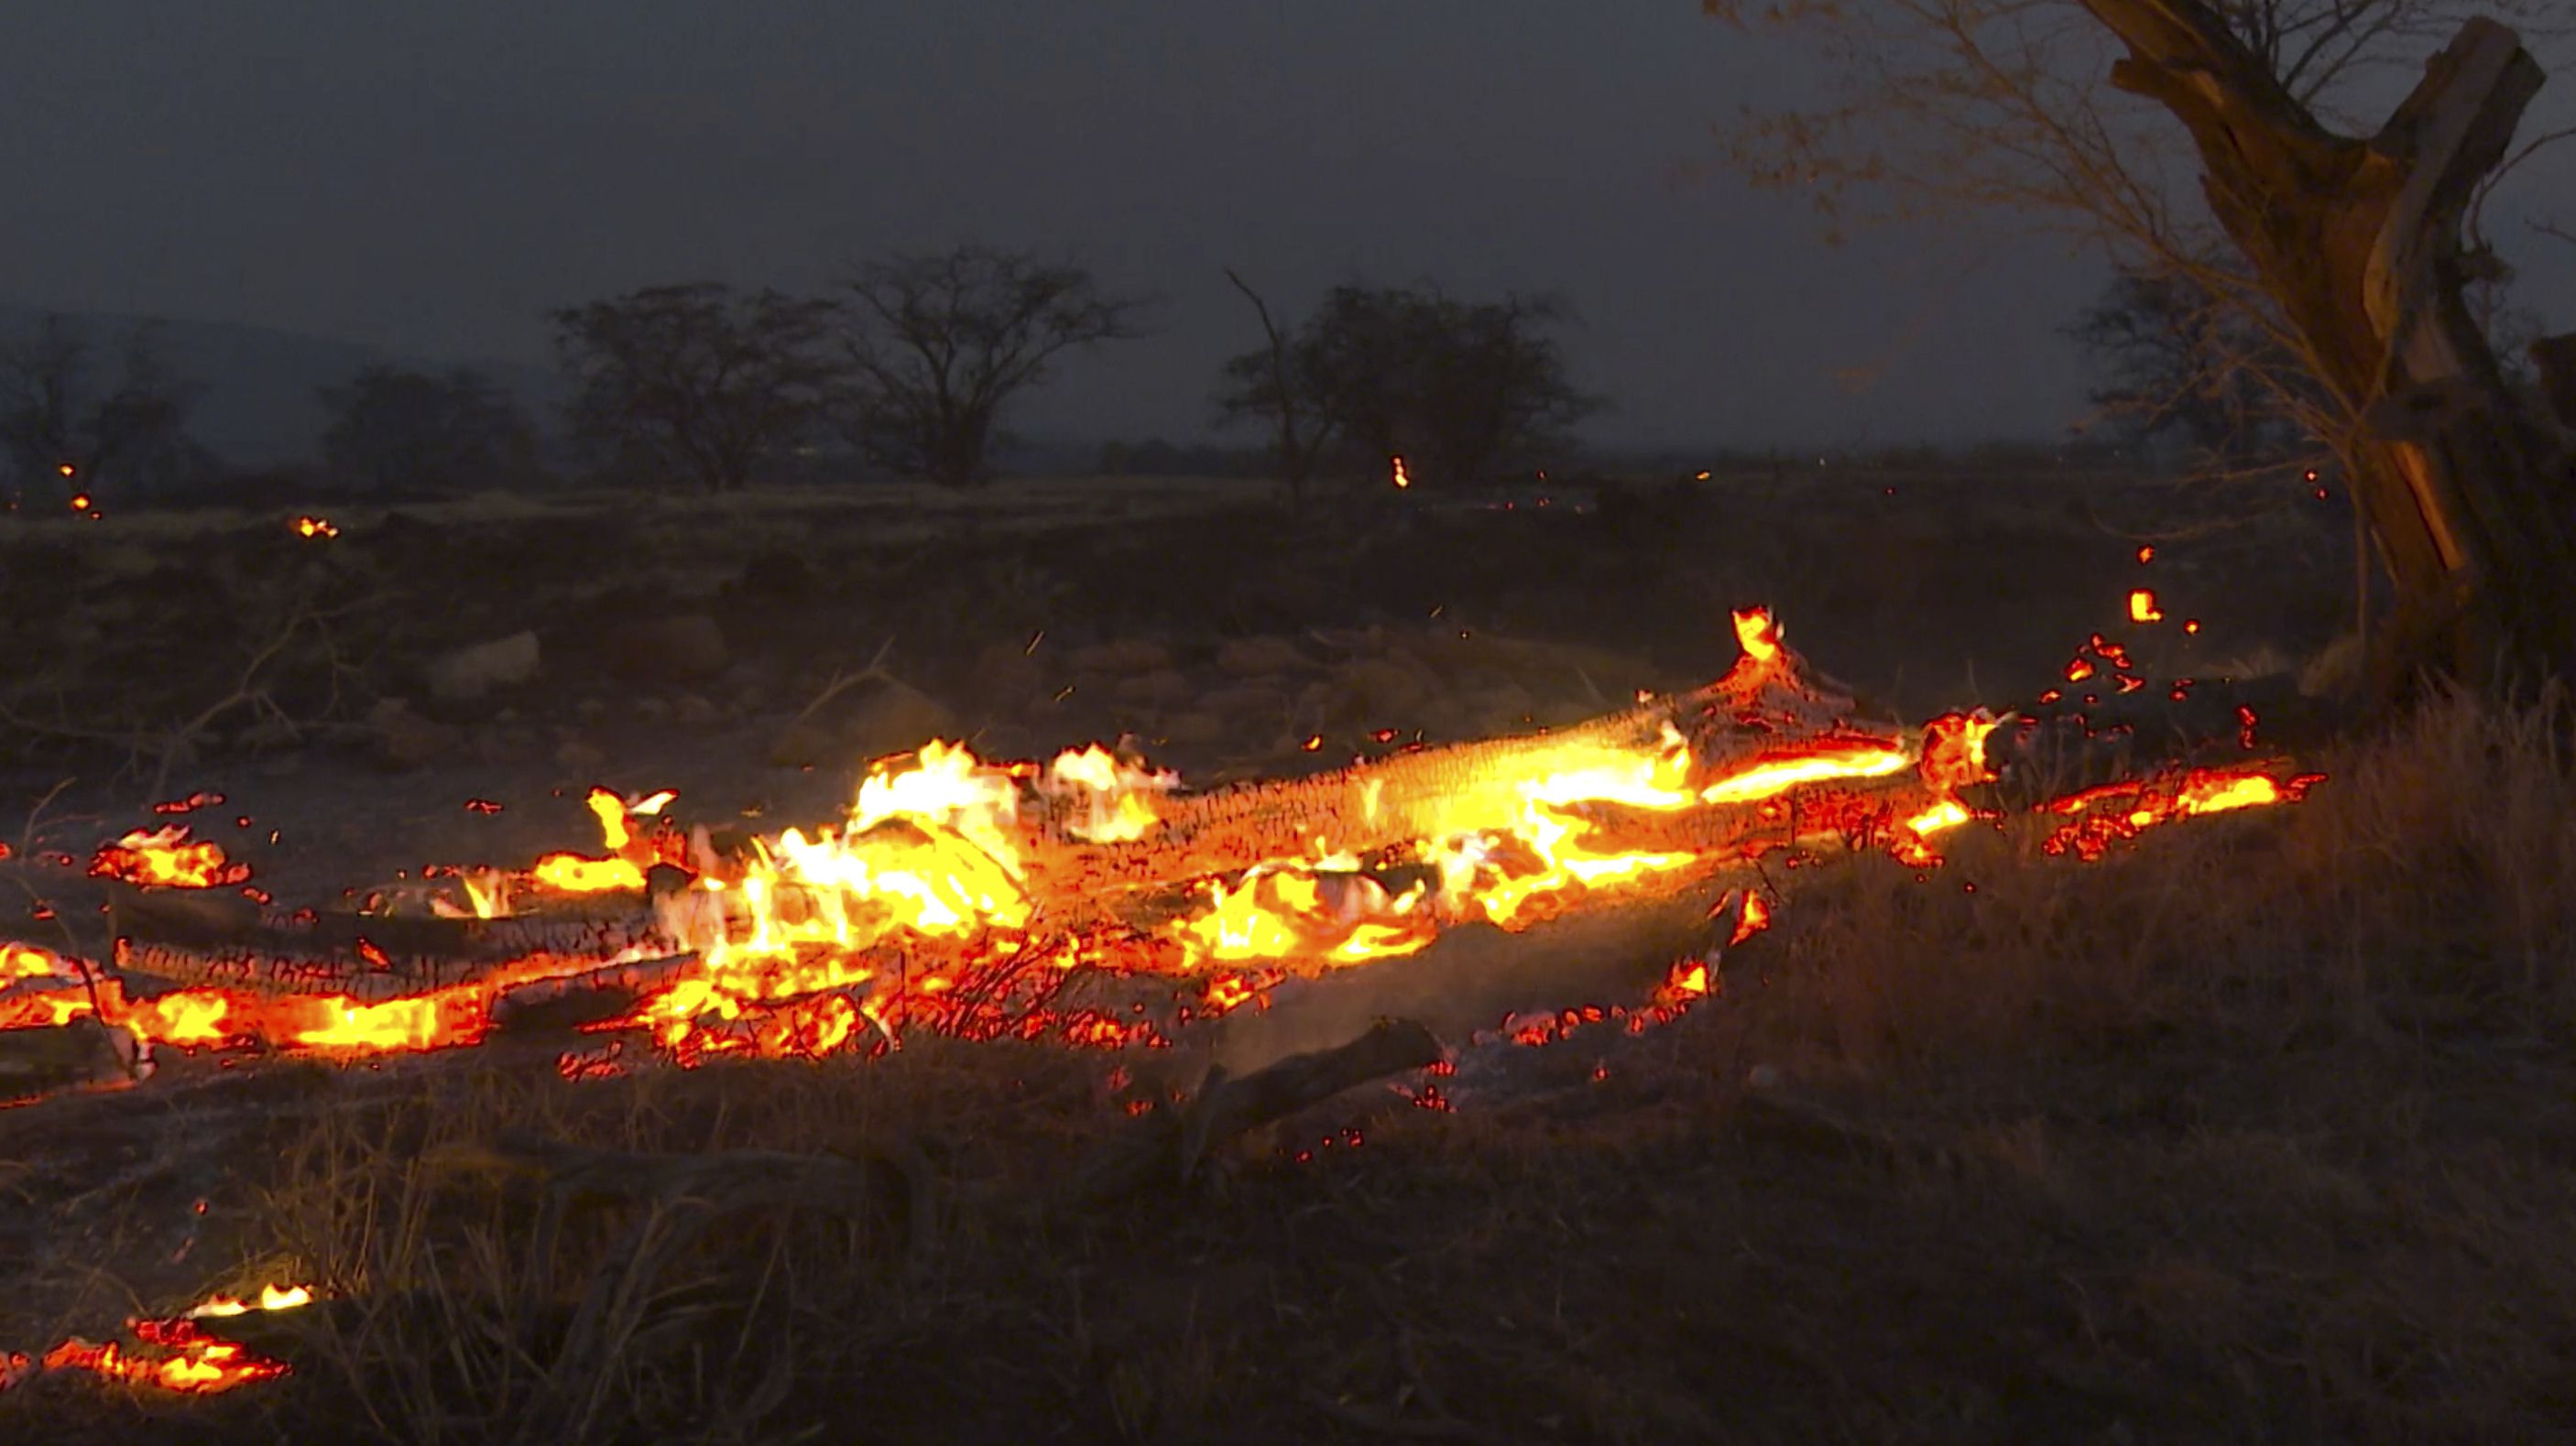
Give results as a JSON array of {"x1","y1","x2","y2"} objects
[{"x1": 0, "y1": 305, "x2": 560, "y2": 468}]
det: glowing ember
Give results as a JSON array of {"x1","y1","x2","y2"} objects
[
  {"x1": 291, "y1": 515, "x2": 339, "y2": 538},
  {"x1": 1730, "y1": 891, "x2": 1772, "y2": 946},
  {"x1": 1698, "y1": 737, "x2": 1910, "y2": 805},
  {"x1": 3, "y1": 944, "x2": 63, "y2": 985},
  {"x1": 2129, "y1": 589, "x2": 2164, "y2": 623},
  {"x1": 8, "y1": 1284, "x2": 313, "y2": 1397},
  {"x1": 530, "y1": 853, "x2": 647, "y2": 893},
  {"x1": 2041, "y1": 766, "x2": 2326, "y2": 862},
  {"x1": 1391, "y1": 455, "x2": 1412, "y2": 489},
  {"x1": 88, "y1": 827, "x2": 249, "y2": 889}
]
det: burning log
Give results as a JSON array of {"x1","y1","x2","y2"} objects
[
  {"x1": 110, "y1": 886, "x2": 660, "y2": 1003},
  {"x1": 1022, "y1": 612, "x2": 1865, "y2": 891}
]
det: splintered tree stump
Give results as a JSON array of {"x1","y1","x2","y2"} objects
[{"x1": 2083, "y1": 7, "x2": 2576, "y2": 680}]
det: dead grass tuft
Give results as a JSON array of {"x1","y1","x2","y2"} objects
[{"x1": 1752, "y1": 682, "x2": 2576, "y2": 1084}]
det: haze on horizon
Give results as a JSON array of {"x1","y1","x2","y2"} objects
[{"x1": 3, "y1": 2, "x2": 2570, "y2": 453}]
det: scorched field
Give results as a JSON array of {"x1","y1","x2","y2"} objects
[{"x1": 2, "y1": 470, "x2": 2571, "y2": 1445}]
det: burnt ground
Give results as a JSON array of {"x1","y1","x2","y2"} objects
[
  {"x1": 0, "y1": 468, "x2": 2352, "y2": 902},
  {"x1": 15, "y1": 471, "x2": 2567, "y2": 1446}
]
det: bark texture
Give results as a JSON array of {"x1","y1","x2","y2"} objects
[{"x1": 2083, "y1": 4, "x2": 2576, "y2": 682}]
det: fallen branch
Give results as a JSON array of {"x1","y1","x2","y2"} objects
[
  {"x1": 0, "y1": 590, "x2": 379, "y2": 799},
  {"x1": 1075, "y1": 1017, "x2": 1445, "y2": 1201},
  {"x1": 1182, "y1": 1017, "x2": 1444, "y2": 1175}
]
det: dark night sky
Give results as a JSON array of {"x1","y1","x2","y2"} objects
[{"x1": 4, "y1": 3, "x2": 2570, "y2": 451}]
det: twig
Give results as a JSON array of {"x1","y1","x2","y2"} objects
[{"x1": 782, "y1": 636, "x2": 899, "y2": 733}]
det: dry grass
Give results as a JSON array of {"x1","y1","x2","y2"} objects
[{"x1": 8, "y1": 687, "x2": 2576, "y2": 1444}]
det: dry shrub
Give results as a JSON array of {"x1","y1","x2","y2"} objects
[
  {"x1": 240, "y1": 1043, "x2": 1110, "y2": 1446},
  {"x1": 1754, "y1": 683, "x2": 2576, "y2": 1077}
]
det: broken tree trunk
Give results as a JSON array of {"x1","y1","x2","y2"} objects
[{"x1": 2081, "y1": 5, "x2": 2576, "y2": 687}]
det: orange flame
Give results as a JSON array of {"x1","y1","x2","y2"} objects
[
  {"x1": 530, "y1": 854, "x2": 648, "y2": 893},
  {"x1": 1042, "y1": 744, "x2": 1175, "y2": 843},
  {"x1": 1730, "y1": 891, "x2": 1772, "y2": 946},
  {"x1": 14, "y1": 1283, "x2": 313, "y2": 1396},
  {"x1": 529, "y1": 787, "x2": 674, "y2": 894},
  {"x1": 1731, "y1": 607, "x2": 1781, "y2": 667},
  {"x1": 2041, "y1": 766, "x2": 2325, "y2": 862},
  {"x1": 3, "y1": 944, "x2": 64, "y2": 986},
  {"x1": 88, "y1": 827, "x2": 249, "y2": 889}
]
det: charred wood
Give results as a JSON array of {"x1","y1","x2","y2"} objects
[
  {"x1": 109, "y1": 886, "x2": 659, "y2": 1002},
  {"x1": 1075, "y1": 1017, "x2": 1446, "y2": 1201},
  {"x1": 489, "y1": 953, "x2": 703, "y2": 1035}
]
